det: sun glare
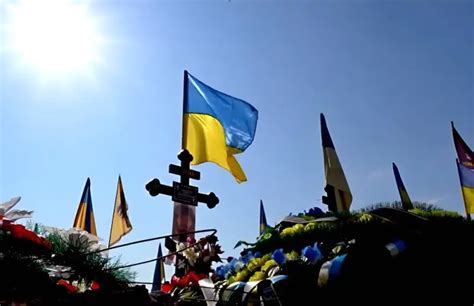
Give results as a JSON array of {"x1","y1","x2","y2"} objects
[{"x1": 6, "y1": 0, "x2": 102, "y2": 77}]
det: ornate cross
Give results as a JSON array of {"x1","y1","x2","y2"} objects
[
  {"x1": 145, "y1": 149, "x2": 219, "y2": 277},
  {"x1": 145, "y1": 149, "x2": 219, "y2": 209}
]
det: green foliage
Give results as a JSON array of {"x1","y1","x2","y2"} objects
[
  {"x1": 173, "y1": 287, "x2": 206, "y2": 305},
  {"x1": 411, "y1": 208, "x2": 461, "y2": 218},
  {"x1": 359, "y1": 201, "x2": 462, "y2": 219},
  {"x1": 359, "y1": 201, "x2": 449, "y2": 213},
  {"x1": 46, "y1": 231, "x2": 135, "y2": 290},
  {"x1": 0, "y1": 225, "x2": 136, "y2": 301},
  {"x1": 358, "y1": 201, "x2": 404, "y2": 212},
  {"x1": 0, "y1": 251, "x2": 57, "y2": 300}
]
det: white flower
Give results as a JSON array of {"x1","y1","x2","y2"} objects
[
  {"x1": 43, "y1": 226, "x2": 107, "y2": 253},
  {"x1": 183, "y1": 247, "x2": 199, "y2": 266}
]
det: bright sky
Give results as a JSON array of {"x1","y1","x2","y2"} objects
[{"x1": 1, "y1": 0, "x2": 473, "y2": 285}]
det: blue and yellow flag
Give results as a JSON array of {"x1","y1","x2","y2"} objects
[
  {"x1": 108, "y1": 176, "x2": 133, "y2": 247},
  {"x1": 457, "y1": 161, "x2": 474, "y2": 214},
  {"x1": 320, "y1": 113, "x2": 352, "y2": 213},
  {"x1": 452, "y1": 122, "x2": 474, "y2": 168},
  {"x1": 183, "y1": 71, "x2": 258, "y2": 183},
  {"x1": 392, "y1": 163, "x2": 414, "y2": 210},
  {"x1": 73, "y1": 178, "x2": 97, "y2": 236},
  {"x1": 151, "y1": 243, "x2": 165, "y2": 292},
  {"x1": 260, "y1": 200, "x2": 269, "y2": 235}
]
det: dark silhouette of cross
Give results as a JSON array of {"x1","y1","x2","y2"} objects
[
  {"x1": 145, "y1": 149, "x2": 219, "y2": 209},
  {"x1": 145, "y1": 149, "x2": 219, "y2": 277}
]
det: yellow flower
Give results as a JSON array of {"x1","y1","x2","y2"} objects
[{"x1": 249, "y1": 271, "x2": 266, "y2": 281}]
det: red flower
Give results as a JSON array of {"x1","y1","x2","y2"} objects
[
  {"x1": 161, "y1": 282, "x2": 173, "y2": 293},
  {"x1": 91, "y1": 281, "x2": 100, "y2": 290},
  {"x1": 1, "y1": 220, "x2": 51, "y2": 250},
  {"x1": 171, "y1": 271, "x2": 207, "y2": 288},
  {"x1": 57, "y1": 279, "x2": 78, "y2": 294}
]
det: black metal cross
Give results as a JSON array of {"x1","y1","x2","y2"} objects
[
  {"x1": 145, "y1": 149, "x2": 219, "y2": 277},
  {"x1": 145, "y1": 149, "x2": 219, "y2": 209}
]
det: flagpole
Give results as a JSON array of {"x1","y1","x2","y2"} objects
[
  {"x1": 108, "y1": 176, "x2": 120, "y2": 247},
  {"x1": 455, "y1": 159, "x2": 472, "y2": 221},
  {"x1": 181, "y1": 70, "x2": 189, "y2": 150}
]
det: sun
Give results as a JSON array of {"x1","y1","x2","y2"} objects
[{"x1": 5, "y1": 0, "x2": 102, "y2": 77}]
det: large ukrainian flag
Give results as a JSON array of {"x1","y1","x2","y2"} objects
[
  {"x1": 457, "y1": 161, "x2": 474, "y2": 214},
  {"x1": 183, "y1": 71, "x2": 258, "y2": 183},
  {"x1": 73, "y1": 177, "x2": 97, "y2": 236}
]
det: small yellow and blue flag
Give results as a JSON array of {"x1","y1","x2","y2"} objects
[
  {"x1": 151, "y1": 243, "x2": 166, "y2": 292},
  {"x1": 182, "y1": 71, "x2": 258, "y2": 183},
  {"x1": 452, "y1": 122, "x2": 474, "y2": 168},
  {"x1": 451, "y1": 122, "x2": 473, "y2": 216},
  {"x1": 260, "y1": 200, "x2": 269, "y2": 235},
  {"x1": 108, "y1": 175, "x2": 133, "y2": 247},
  {"x1": 456, "y1": 161, "x2": 474, "y2": 214},
  {"x1": 73, "y1": 177, "x2": 97, "y2": 236},
  {"x1": 320, "y1": 113, "x2": 352, "y2": 213},
  {"x1": 392, "y1": 163, "x2": 414, "y2": 210}
]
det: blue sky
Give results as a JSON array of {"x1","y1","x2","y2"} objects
[{"x1": 1, "y1": 0, "x2": 472, "y2": 285}]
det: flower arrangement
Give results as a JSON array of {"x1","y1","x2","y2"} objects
[
  {"x1": 162, "y1": 234, "x2": 224, "y2": 295},
  {"x1": 210, "y1": 203, "x2": 472, "y2": 304},
  {"x1": 0, "y1": 197, "x2": 136, "y2": 303}
]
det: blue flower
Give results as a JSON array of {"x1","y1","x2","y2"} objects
[
  {"x1": 302, "y1": 244, "x2": 322, "y2": 263},
  {"x1": 271, "y1": 248, "x2": 286, "y2": 265},
  {"x1": 241, "y1": 251, "x2": 254, "y2": 264}
]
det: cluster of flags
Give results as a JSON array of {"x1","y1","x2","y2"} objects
[
  {"x1": 389, "y1": 123, "x2": 473, "y2": 216},
  {"x1": 72, "y1": 175, "x2": 165, "y2": 289},
  {"x1": 70, "y1": 69, "x2": 471, "y2": 289},
  {"x1": 72, "y1": 176, "x2": 132, "y2": 246},
  {"x1": 319, "y1": 113, "x2": 473, "y2": 217},
  {"x1": 70, "y1": 71, "x2": 259, "y2": 290},
  {"x1": 181, "y1": 70, "x2": 474, "y2": 232}
]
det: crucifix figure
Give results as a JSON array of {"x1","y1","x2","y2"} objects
[{"x1": 145, "y1": 149, "x2": 219, "y2": 276}]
